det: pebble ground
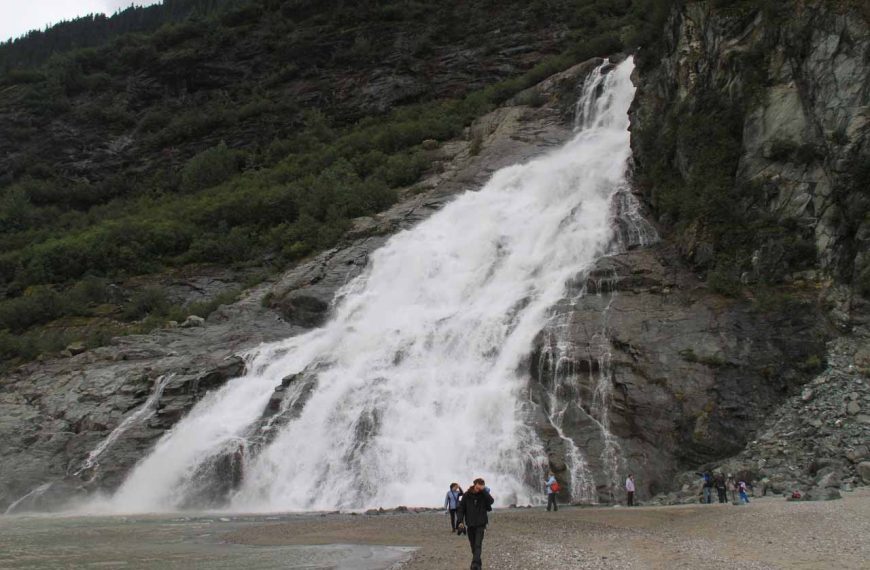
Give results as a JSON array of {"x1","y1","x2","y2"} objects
[{"x1": 227, "y1": 487, "x2": 870, "y2": 569}]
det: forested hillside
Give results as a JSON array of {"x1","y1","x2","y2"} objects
[
  {"x1": 0, "y1": 0, "x2": 242, "y2": 70},
  {"x1": 0, "y1": 0, "x2": 670, "y2": 368}
]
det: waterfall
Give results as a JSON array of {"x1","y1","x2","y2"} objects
[
  {"x1": 105, "y1": 57, "x2": 637, "y2": 513},
  {"x1": 5, "y1": 483, "x2": 53, "y2": 515}
]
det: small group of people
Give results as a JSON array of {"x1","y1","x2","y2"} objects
[
  {"x1": 444, "y1": 478, "x2": 494, "y2": 570},
  {"x1": 698, "y1": 471, "x2": 751, "y2": 504}
]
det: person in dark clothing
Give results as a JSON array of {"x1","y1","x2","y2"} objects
[
  {"x1": 457, "y1": 477, "x2": 494, "y2": 570},
  {"x1": 444, "y1": 482, "x2": 464, "y2": 533},
  {"x1": 699, "y1": 471, "x2": 714, "y2": 504},
  {"x1": 714, "y1": 473, "x2": 727, "y2": 504}
]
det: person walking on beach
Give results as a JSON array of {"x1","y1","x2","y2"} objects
[
  {"x1": 457, "y1": 478, "x2": 494, "y2": 570},
  {"x1": 738, "y1": 480, "x2": 750, "y2": 504},
  {"x1": 625, "y1": 474, "x2": 636, "y2": 507},
  {"x1": 545, "y1": 472, "x2": 559, "y2": 512},
  {"x1": 444, "y1": 482, "x2": 464, "y2": 533}
]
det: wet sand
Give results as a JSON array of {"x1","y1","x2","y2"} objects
[
  {"x1": 227, "y1": 488, "x2": 870, "y2": 569},
  {"x1": 0, "y1": 514, "x2": 412, "y2": 569}
]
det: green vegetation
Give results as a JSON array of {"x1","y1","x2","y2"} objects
[
  {"x1": 0, "y1": 0, "x2": 680, "y2": 369},
  {"x1": 679, "y1": 348, "x2": 727, "y2": 367}
]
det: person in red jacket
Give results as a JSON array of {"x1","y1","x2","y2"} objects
[{"x1": 456, "y1": 478, "x2": 494, "y2": 570}]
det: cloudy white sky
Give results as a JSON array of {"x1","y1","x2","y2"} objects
[{"x1": 0, "y1": 1, "x2": 161, "y2": 43}]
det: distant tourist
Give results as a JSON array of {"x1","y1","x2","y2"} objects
[
  {"x1": 545, "y1": 471, "x2": 560, "y2": 511},
  {"x1": 738, "y1": 480, "x2": 750, "y2": 504},
  {"x1": 625, "y1": 474, "x2": 636, "y2": 506},
  {"x1": 726, "y1": 474, "x2": 737, "y2": 503},
  {"x1": 457, "y1": 477, "x2": 495, "y2": 570},
  {"x1": 714, "y1": 473, "x2": 727, "y2": 504},
  {"x1": 697, "y1": 471, "x2": 714, "y2": 504},
  {"x1": 444, "y1": 482, "x2": 464, "y2": 533}
]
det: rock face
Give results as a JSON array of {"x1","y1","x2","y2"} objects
[
  {"x1": 0, "y1": 284, "x2": 290, "y2": 511},
  {"x1": 0, "y1": 65, "x2": 584, "y2": 512},
  {"x1": 527, "y1": 239, "x2": 828, "y2": 502},
  {"x1": 654, "y1": 333, "x2": 870, "y2": 504},
  {"x1": 619, "y1": 0, "x2": 870, "y2": 503},
  {"x1": 630, "y1": 1, "x2": 870, "y2": 329}
]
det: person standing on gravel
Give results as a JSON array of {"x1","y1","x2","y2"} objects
[
  {"x1": 701, "y1": 471, "x2": 714, "y2": 504},
  {"x1": 457, "y1": 478, "x2": 494, "y2": 570},
  {"x1": 625, "y1": 474, "x2": 636, "y2": 506},
  {"x1": 546, "y1": 472, "x2": 559, "y2": 511},
  {"x1": 726, "y1": 475, "x2": 737, "y2": 503},
  {"x1": 715, "y1": 473, "x2": 727, "y2": 504},
  {"x1": 444, "y1": 482, "x2": 464, "y2": 533}
]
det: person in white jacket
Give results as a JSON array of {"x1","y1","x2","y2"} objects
[
  {"x1": 545, "y1": 472, "x2": 559, "y2": 512},
  {"x1": 625, "y1": 474, "x2": 636, "y2": 507}
]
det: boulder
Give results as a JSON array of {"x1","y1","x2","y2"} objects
[
  {"x1": 65, "y1": 342, "x2": 87, "y2": 356},
  {"x1": 181, "y1": 315, "x2": 205, "y2": 328},
  {"x1": 857, "y1": 462, "x2": 870, "y2": 484}
]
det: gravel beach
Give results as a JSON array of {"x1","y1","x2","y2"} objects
[{"x1": 227, "y1": 487, "x2": 870, "y2": 569}]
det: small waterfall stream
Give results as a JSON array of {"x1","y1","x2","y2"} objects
[
  {"x1": 103, "y1": 57, "x2": 639, "y2": 513},
  {"x1": 75, "y1": 374, "x2": 176, "y2": 478}
]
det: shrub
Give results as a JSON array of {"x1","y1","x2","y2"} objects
[
  {"x1": 708, "y1": 264, "x2": 742, "y2": 296},
  {"x1": 180, "y1": 141, "x2": 242, "y2": 193},
  {"x1": 0, "y1": 286, "x2": 67, "y2": 332},
  {"x1": 122, "y1": 287, "x2": 170, "y2": 320}
]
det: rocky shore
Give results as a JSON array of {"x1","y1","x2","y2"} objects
[
  {"x1": 226, "y1": 487, "x2": 870, "y2": 569},
  {"x1": 656, "y1": 330, "x2": 870, "y2": 505}
]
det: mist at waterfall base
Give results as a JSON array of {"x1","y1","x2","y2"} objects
[{"x1": 97, "y1": 58, "x2": 637, "y2": 514}]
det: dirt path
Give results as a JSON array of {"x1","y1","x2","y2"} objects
[{"x1": 227, "y1": 488, "x2": 870, "y2": 569}]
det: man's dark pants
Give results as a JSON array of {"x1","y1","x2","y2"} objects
[
  {"x1": 449, "y1": 508, "x2": 458, "y2": 530},
  {"x1": 627, "y1": 491, "x2": 634, "y2": 506},
  {"x1": 467, "y1": 526, "x2": 485, "y2": 569},
  {"x1": 547, "y1": 493, "x2": 558, "y2": 511}
]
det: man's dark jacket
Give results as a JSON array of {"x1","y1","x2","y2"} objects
[{"x1": 457, "y1": 489, "x2": 494, "y2": 527}]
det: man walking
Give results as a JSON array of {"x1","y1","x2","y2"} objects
[
  {"x1": 545, "y1": 472, "x2": 559, "y2": 512},
  {"x1": 625, "y1": 474, "x2": 635, "y2": 507},
  {"x1": 457, "y1": 478, "x2": 494, "y2": 570}
]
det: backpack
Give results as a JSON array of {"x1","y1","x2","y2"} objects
[{"x1": 550, "y1": 481, "x2": 561, "y2": 493}]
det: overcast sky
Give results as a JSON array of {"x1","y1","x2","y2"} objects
[{"x1": 0, "y1": 1, "x2": 161, "y2": 43}]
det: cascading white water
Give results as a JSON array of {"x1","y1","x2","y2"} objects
[{"x1": 105, "y1": 57, "x2": 637, "y2": 513}]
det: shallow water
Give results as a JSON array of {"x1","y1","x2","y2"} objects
[{"x1": 0, "y1": 514, "x2": 413, "y2": 569}]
